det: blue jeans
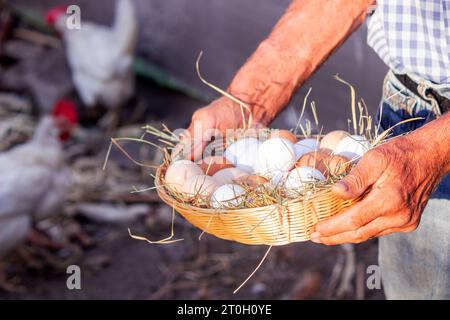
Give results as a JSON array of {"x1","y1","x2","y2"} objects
[{"x1": 377, "y1": 71, "x2": 450, "y2": 299}]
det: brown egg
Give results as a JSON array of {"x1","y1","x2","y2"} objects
[
  {"x1": 295, "y1": 149, "x2": 332, "y2": 174},
  {"x1": 269, "y1": 130, "x2": 298, "y2": 144},
  {"x1": 320, "y1": 130, "x2": 349, "y2": 151},
  {"x1": 323, "y1": 154, "x2": 353, "y2": 176},
  {"x1": 197, "y1": 156, "x2": 233, "y2": 176},
  {"x1": 235, "y1": 175, "x2": 268, "y2": 188}
]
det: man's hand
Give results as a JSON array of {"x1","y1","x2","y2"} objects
[
  {"x1": 174, "y1": 97, "x2": 266, "y2": 161},
  {"x1": 311, "y1": 123, "x2": 449, "y2": 245},
  {"x1": 175, "y1": 0, "x2": 375, "y2": 161}
]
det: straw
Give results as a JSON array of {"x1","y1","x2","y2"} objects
[{"x1": 196, "y1": 52, "x2": 253, "y2": 130}]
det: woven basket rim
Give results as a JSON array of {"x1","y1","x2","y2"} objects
[{"x1": 154, "y1": 164, "x2": 337, "y2": 216}]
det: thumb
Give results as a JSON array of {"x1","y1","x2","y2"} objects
[
  {"x1": 332, "y1": 153, "x2": 383, "y2": 200},
  {"x1": 177, "y1": 121, "x2": 220, "y2": 161},
  {"x1": 173, "y1": 125, "x2": 205, "y2": 162}
]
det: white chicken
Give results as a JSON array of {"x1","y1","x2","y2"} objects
[
  {"x1": 0, "y1": 100, "x2": 77, "y2": 288},
  {"x1": 46, "y1": 0, "x2": 138, "y2": 128}
]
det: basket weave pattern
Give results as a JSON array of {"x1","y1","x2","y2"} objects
[{"x1": 155, "y1": 165, "x2": 358, "y2": 246}]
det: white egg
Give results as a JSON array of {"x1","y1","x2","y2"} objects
[
  {"x1": 320, "y1": 130, "x2": 349, "y2": 150},
  {"x1": 269, "y1": 170, "x2": 288, "y2": 188},
  {"x1": 210, "y1": 184, "x2": 246, "y2": 208},
  {"x1": 181, "y1": 175, "x2": 220, "y2": 198},
  {"x1": 165, "y1": 160, "x2": 203, "y2": 192},
  {"x1": 224, "y1": 137, "x2": 260, "y2": 173},
  {"x1": 285, "y1": 166, "x2": 326, "y2": 192},
  {"x1": 335, "y1": 135, "x2": 370, "y2": 158},
  {"x1": 254, "y1": 138, "x2": 296, "y2": 177},
  {"x1": 336, "y1": 151, "x2": 361, "y2": 163},
  {"x1": 294, "y1": 138, "x2": 320, "y2": 160},
  {"x1": 213, "y1": 167, "x2": 248, "y2": 185}
]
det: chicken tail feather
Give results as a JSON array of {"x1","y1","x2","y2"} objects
[{"x1": 113, "y1": 0, "x2": 138, "y2": 56}]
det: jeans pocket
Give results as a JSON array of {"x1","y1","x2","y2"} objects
[{"x1": 377, "y1": 77, "x2": 437, "y2": 136}]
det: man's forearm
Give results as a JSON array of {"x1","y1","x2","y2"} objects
[
  {"x1": 228, "y1": 0, "x2": 375, "y2": 125},
  {"x1": 408, "y1": 112, "x2": 450, "y2": 175}
]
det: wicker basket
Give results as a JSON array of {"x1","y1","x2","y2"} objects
[{"x1": 155, "y1": 163, "x2": 360, "y2": 246}]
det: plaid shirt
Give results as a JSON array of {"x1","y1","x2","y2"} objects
[{"x1": 367, "y1": 0, "x2": 450, "y2": 84}]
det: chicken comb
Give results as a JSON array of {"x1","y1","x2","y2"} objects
[
  {"x1": 52, "y1": 99, "x2": 78, "y2": 124},
  {"x1": 45, "y1": 5, "x2": 68, "y2": 26}
]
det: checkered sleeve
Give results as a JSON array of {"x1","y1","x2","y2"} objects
[{"x1": 367, "y1": 0, "x2": 450, "y2": 84}]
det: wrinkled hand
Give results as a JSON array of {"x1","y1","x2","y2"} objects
[
  {"x1": 311, "y1": 133, "x2": 444, "y2": 245},
  {"x1": 174, "y1": 97, "x2": 265, "y2": 161}
]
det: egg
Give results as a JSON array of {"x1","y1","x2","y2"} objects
[
  {"x1": 235, "y1": 175, "x2": 268, "y2": 188},
  {"x1": 181, "y1": 175, "x2": 220, "y2": 199},
  {"x1": 295, "y1": 149, "x2": 332, "y2": 174},
  {"x1": 322, "y1": 154, "x2": 353, "y2": 176},
  {"x1": 213, "y1": 167, "x2": 248, "y2": 185},
  {"x1": 224, "y1": 137, "x2": 260, "y2": 172},
  {"x1": 335, "y1": 135, "x2": 370, "y2": 159},
  {"x1": 320, "y1": 130, "x2": 349, "y2": 150},
  {"x1": 164, "y1": 160, "x2": 203, "y2": 192},
  {"x1": 285, "y1": 166, "x2": 326, "y2": 191},
  {"x1": 210, "y1": 184, "x2": 246, "y2": 208},
  {"x1": 268, "y1": 170, "x2": 288, "y2": 188},
  {"x1": 336, "y1": 151, "x2": 361, "y2": 163},
  {"x1": 254, "y1": 138, "x2": 296, "y2": 177},
  {"x1": 197, "y1": 156, "x2": 233, "y2": 176},
  {"x1": 269, "y1": 129, "x2": 298, "y2": 144},
  {"x1": 294, "y1": 138, "x2": 320, "y2": 160}
]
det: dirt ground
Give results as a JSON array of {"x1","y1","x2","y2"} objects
[
  {"x1": 0, "y1": 213, "x2": 384, "y2": 300},
  {"x1": 0, "y1": 0, "x2": 388, "y2": 300}
]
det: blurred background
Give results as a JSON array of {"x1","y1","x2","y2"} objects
[{"x1": 0, "y1": 0, "x2": 388, "y2": 299}]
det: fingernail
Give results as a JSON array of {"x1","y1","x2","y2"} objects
[
  {"x1": 333, "y1": 181, "x2": 349, "y2": 193},
  {"x1": 311, "y1": 237, "x2": 322, "y2": 244}
]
